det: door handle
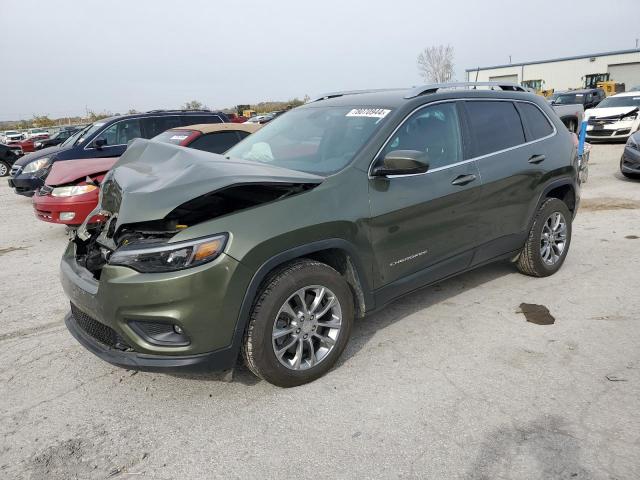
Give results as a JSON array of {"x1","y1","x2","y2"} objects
[
  {"x1": 451, "y1": 174, "x2": 477, "y2": 186},
  {"x1": 528, "y1": 154, "x2": 546, "y2": 164}
]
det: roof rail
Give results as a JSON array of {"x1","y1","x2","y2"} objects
[
  {"x1": 404, "y1": 82, "x2": 526, "y2": 99},
  {"x1": 311, "y1": 88, "x2": 401, "y2": 103},
  {"x1": 145, "y1": 109, "x2": 217, "y2": 113}
]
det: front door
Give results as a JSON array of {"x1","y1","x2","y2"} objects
[{"x1": 367, "y1": 101, "x2": 483, "y2": 291}]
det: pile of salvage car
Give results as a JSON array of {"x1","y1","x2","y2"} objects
[{"x1": 7, "y1": 110, "x2": 260, "y2": 226}]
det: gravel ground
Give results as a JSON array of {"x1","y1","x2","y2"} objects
[{"x1": 1, "y1": 143, "x2": 639, "y2": 480}]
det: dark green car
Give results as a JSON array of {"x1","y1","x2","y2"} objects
[{"x1": 61, "y1": 82, "x2": 579, "y2": 387}]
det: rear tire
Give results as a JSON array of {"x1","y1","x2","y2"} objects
[
  {"x1": 242, "y1": 259, "x2": 354, "y2": 387},
  {"x1": 517, "y1": 198, "x2": 572, "y2": 277},
  {"x1": 0, "y1": 161, "x2": 9, "y2": 177}
]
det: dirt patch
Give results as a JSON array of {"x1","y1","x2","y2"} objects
[
  {"x1": 580, "y1": 198, "x2": 640, "y2": 212},
  {"x1": 0, "y1": 246, "x2": 29, "y2": 256},
  {"x1": 518, "y1": 303, "x2": 555, "y2": 325}
]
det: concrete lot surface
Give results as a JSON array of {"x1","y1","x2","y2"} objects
[{"x1": 1, "y1": 144, "x2": 639, "y2": 479}]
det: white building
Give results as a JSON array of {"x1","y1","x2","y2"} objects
[{"x1": 466, "y1": 49, "x2": 640, "y2": 91}]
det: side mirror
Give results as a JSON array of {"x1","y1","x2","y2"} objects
[
  {"x1": 371, "y1": 150, "x2": 429, "y2": 177},
  {"x1": 92, "y1": 138, "x2": 107, "y2": 150}
]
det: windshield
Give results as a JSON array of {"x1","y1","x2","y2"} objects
[
  {"x1": 5, "y1": 131, "x2": 19, "y2": 135},
  {"x1": 152, "y1": 129, "x2": 196, "y2": 145},
  {"x1": 63, "y1": 122, "x2": 105, "y2": 147},
  {"x1": 61, "y1": 124, "x2": 93, "y2": 147},
  {"x1": 30, "y1": 128, "x2": 46, "y2": 134},
  {"x1": 226, "y1": 106, "x2": 391, "y2": 175},
  {"x1": 597, "y1": 95, "x2": 640, "y2": 108},
  {"x1": 552, "y1": 93, "x2": 583, "y2": 105}
]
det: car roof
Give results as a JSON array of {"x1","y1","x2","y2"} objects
[
  {"x1": 173, "y1": 123, "x2": 262, "y2": 134},
  {"x1": 612, "y1": 91, "x2": 640, "y2": 97},
  {"x1": 556, "y1": 88, "x2": 600, "y2": 94},
  {"x1": 98, "y1": 110, "x2": 227, "y2": 124},
  {"x1": 303, "y1": 83, "x2": 533, "y2": 109}
]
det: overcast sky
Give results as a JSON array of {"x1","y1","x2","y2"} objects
[{"x1": 1, "y1": 0, "x2": 638, "y2": 120}]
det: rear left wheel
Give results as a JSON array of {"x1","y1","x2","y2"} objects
[{"x1": 517, "y1": 198, "x2": 572, "y2": 277}]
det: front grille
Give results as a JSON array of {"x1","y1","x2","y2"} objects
[
  {"x1": 10, "y1": 166, "x2": 22, "y2": 176},
  {"x1": 70, "y1": 303, "x2": 131, "y2": 350},
  {"x1": 588, "y1": 117, "x2": 617, "y2": 125},
  {"x1": 587, "y1": 130, "x2": 614, "y2": 137}
]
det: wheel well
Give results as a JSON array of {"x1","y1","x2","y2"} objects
[
  {"x1": 546, "y1": 184, "x2": 575, "y2": 212},
  {"x1": 305, "y1": 249, "x2": 367, "y2": 318},
  {"x1": 260, "y1": 248, "x2": 366, "y2": 319}
]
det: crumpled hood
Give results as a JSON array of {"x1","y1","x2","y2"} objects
[
  {"x1": 45, "y1": 157, "x2": 119, "y2": 186},
  {"x1": 96, "y1": 138, "x2": 324, "y2": 229},
  {"x1": 585, "y1": 106, "x2": 638, "y2": 120},
  {"x1": 14, "y1": 145, "x2": 63, "y2": 167}
]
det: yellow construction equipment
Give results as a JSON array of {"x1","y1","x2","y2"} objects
[{"x1": 597, "y1": 81, "x2": 625, "y2": 96}]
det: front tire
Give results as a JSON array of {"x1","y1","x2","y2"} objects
[
  {"x1": 0, "y1": 161, "x2": 9, "y2": 177},
  {"x1": 242, "y1": 259, "x2": 354, "y2": 387},
  {"x1": 517, "y1": 198, "x2": 572, "y2": 277}
]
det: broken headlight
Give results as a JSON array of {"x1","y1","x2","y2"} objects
[{"x1": 108, "y1": 234, "x2": 227, "y2": 273}]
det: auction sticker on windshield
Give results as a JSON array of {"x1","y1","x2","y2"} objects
[{"x1": 346, "y1": 108, "x2": 391, "y2": 118}]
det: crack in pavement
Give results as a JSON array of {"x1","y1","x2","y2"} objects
[{"x1": 0, "y1": 321, "x2": 64, "y2": 343}]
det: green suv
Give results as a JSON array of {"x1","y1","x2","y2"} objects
[{"x1": 61, "y1": 82, "x2": 579, "y2": 387}]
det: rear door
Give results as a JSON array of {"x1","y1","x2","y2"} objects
[
  {"x1": 464, "y1": 99, "x2": 554, "y2": 263},
  {"x1": 368, "y1": 101, "x2": 483, "y2": 290}
]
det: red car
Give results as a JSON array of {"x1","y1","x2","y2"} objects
[
  {"x1": 18, "y1": 138, "x2": 37, "y2": 153},
  {"x1": 33, "y1": 157, "x2": 117, "y2": 225},
  {"x1": 32, "y1": 123, "x2": 260, "y2": 226}
]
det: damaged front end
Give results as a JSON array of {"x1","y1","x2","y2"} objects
[{"x1": 72, "y1": 138, "x2": 323, "y2": 278}]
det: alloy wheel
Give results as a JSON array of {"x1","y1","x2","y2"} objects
[
  {"x1": 0, "y1": 162, "x2": 7, "y2": 177},
  {"x1": 540, "y1": 211, "x2": 567, "y2": 265},
  {"x1": 272, "y1": 285, "x2": 342, "y2": 371}
]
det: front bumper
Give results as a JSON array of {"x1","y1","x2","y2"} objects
[
  {"x1": 32, "y1": 191, "x2": 100, "y2": 225},
  {"x1": 621, "y1": 145, "x2": 640, "y2": 174},
  {"x1": 586, "y1": 121, "x2": 637, "y2": 141},
  {"x1": 8, "y1": 173, "x2": 43, "y2": 196},
  {"x1": 60, "y1": 242, "x2": 253, "y2": 372}
]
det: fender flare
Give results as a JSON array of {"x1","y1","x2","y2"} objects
[
  {"x1": 527, "y1": 177, "x2": 578, "y2": 233},
  {"x1": 228, "y1": 238, "x2": 373, "y2": 357}
]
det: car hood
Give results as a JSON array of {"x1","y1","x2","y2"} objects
[
  {"x1": 584, "y1": 106, "x2": 638, "y2": 119},
  {"x1": 45, "y1": 157, "x2": 119, "y2": 186},
  {"x1": 89, "y1": 138, "x2": 324, "y2": 231},
  {"x1": 14, "y1": 145, "x2": 63, "y2": 166}
]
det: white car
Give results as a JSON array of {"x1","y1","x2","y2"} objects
[
  {"x1": 2, "y1": 130, "x2": 24, "y2": 144},
  {"x1": 26, "y1": 128, "x2": 49, "y2": 139},
  {"x1": 584, "y1": 91, "x2": 640, "y2": 141}
]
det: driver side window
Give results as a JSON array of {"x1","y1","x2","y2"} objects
[
  {"x1": 94, "y1": 119, "x2": 142, "y2": 146},
  {"x1": 383, "y1": 102, "x2": 462, "y2": 170}
]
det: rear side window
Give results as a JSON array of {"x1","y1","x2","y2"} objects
[
  {"x1": 142, "y1": 116, "x2": 182, "y2": 137},
  {"x1": 465, "y1": 101, "x2": 525, "y2": 156},
  {"x1": 517, "y1": 103, "x2": 554, "y2": 140},
  {"x1": 187, "y1": 131, "x2": 242, "y2": 154}
]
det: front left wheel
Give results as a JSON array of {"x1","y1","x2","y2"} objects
[
  {"x1": 242, "y1": 259, "x2": 354, "y2": 387},
  {"x1": 0, "y1": 161, "x2": 9, "y2": 177}
]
